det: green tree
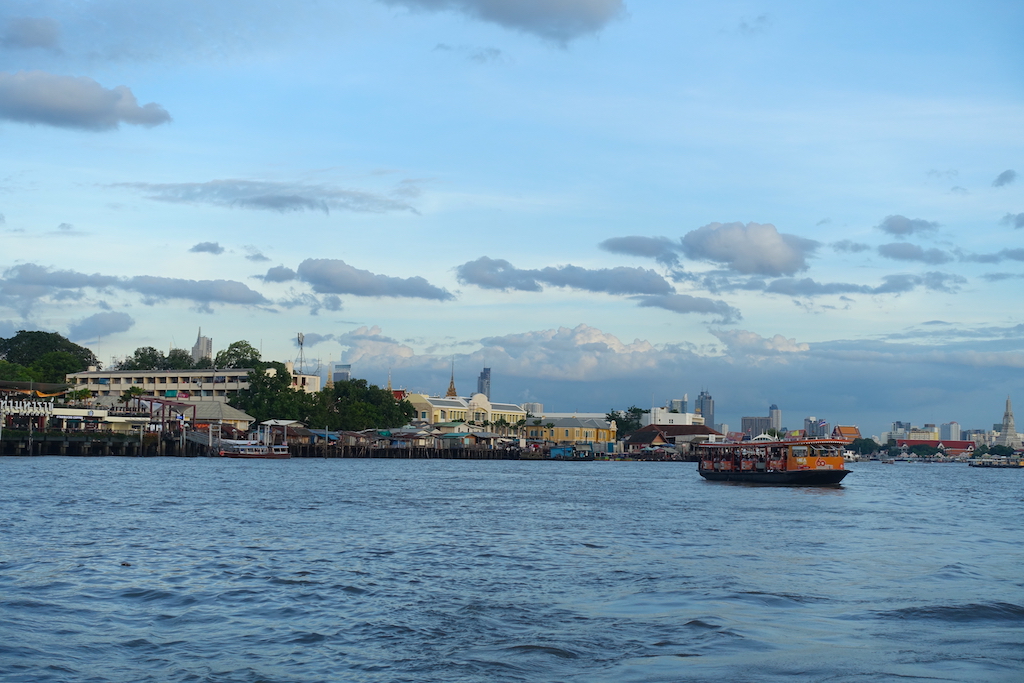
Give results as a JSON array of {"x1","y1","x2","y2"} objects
[
  {"x1": 120, "y1": 386, "x2": 145, "y2": 404},
  {"x1": 165, "y1": 348, "x2": 194, "y2": 370},
  {"x1": 0, "y1": 330, "x2": 97, "y2": 369},
  {"x1": 29, "y1": 351, "x2": 84, "y2": 383},
  {"x1": 973, "y1": 444, "x2": 990, "y2": 456},
  {"x1": 849, "y1": 437, "x2": 882, "y2": 455},
  {"x1": 214, "y1": 340, "x2": 261, "y2": 368},
  {"x1": 119, "y1": 346, "x2": 165, "y2": 371},
  {"x1": 0, "y1": 359, "x2": 33, "y2": 381},
  {"x1": 230, "y1": 361, "x2": 305, "y2": 423},
  {"x1": 606, "y1": 405, "x2": 648, "y2": 437},
  {"x1": 908, "y1": 443, "x2": 940, "y2": 456},
  {"x1": 989, "y1": 444, "x2": 1015, "y2": 457}
]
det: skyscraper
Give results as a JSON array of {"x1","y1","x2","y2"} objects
[
  {"x1": 769, "y1": 404, "x2": 782, "y2": 432},
  {"x1": 191, "y1": 328, "x2": 212, "y2": 363},
  {"x1": 695, "y1": 390, "x2": 714, "y2": 430},
  {"x1": 477, "y1": 367, "x2": 491, "y2": 399}
]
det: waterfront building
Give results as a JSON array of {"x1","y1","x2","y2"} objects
[
  {"x1": 67, "y1": 362, "x2": 320, "y2": 401},
  {"x1": 769, "y1": 404, "x2": 781, "y2": 432},
  {"x1": 191, "y1": 328, "x2": 213, "y2": 364},
  {"x1": 631, "y1": 423, "x2": 722, "y2": 449},
  {"x1": 832, "y1": 425, "x2": 861, "y2": 440},
  {"x1": 695, "y1": 390, "x2": 714, "y2": 431},
  {"x1": 476, "y1": 368, "x2": 491, "y2": 400},
  {"x1": 407, "y1": 393, "x2": 526, "y2": 428},
  {"x1": 524, "y1": 416, "x2": 618, "y2": 446}
]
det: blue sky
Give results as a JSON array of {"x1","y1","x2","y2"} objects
[{"x1": 2, "y1": 0, "x2": 1023, "y2": 437}]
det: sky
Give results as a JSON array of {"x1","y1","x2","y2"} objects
[{"x1": 1, "y1": 0, "x2": 1023, "y2": 437}]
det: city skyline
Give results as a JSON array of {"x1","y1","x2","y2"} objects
[{"x1": 1, "y1": 1, "x2": 1023, "y2": 436}]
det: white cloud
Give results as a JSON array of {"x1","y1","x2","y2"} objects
[{"x1": 681, "y1": 221, "x2": 819, "y2": 276}]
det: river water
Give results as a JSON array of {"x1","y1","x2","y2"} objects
[{"x1": 1, "y1": 457, "x2": 1021, "y2": 682}]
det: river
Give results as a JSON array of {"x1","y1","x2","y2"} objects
[{"x1": 1, "y1": 457, "x2": 1021, "y2": 682}]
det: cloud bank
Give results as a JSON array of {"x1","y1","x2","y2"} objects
[
  {"x1": 117, "y1": 179, "x2": 415, "y2": 214},
  {"x1": 68, "y1": 311, "x2": 134, "y2": 342},
  {"x1": 456, "y1": 256, "x2": 673, "y2": 295},
  {"x1": 0, "y1": 71, "x2": 170, "y2": 130},
  {"x1": 378, "y1": 0, "x2": 625, "y2": 42},
  {"x1": 877, "y1": 215, "x2": 938, "y2": 237},
  {"x1": 297, "y1": 259, "x2": 453, "y2": 300},
  {"x1": 2, "y1": 17, "x2": 60, "y2": 50}
]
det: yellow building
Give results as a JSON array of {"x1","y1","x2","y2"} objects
[
  {"x1": 524, "y1": 417, "x2": 617, "y2": 445},
  {"x1": 406, "y1": 393, "x2": 527, "y2": 429}
]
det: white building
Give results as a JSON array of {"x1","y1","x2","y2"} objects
[{"x1": 641, "y1": 407, "x2": 705, "y2": 427}]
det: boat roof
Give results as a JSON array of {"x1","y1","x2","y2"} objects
[{"x1": 699, "y1": 439, "x2": 850, "y2": 448}]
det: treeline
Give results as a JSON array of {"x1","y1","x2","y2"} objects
[
  {"x1": 231, "y1": 361, "x2": 414, "y2": 431},
  {"x1": 0, "y1": 331, "x2": 97, "y2": 384},
  {"x1": 117, "y1": 341, "x2": 261, "y2": 370}
]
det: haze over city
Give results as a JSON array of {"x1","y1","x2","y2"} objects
[{"x1": 2, "y1": 1, "x2": 1022, "y2": 435}]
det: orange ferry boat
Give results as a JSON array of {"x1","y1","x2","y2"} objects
[{"x1": 696, "y1": 439, "x2": 850, "y2": 485}]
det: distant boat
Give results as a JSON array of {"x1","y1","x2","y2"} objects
[{"x1": 696, "y1": 439, "x2": 851, "y2": 486}]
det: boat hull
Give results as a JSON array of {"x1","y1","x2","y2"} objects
[{"x1": 699, "y1": 469, "x2": 850, "y2": 486}]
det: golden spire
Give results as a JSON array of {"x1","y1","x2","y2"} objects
[
  {"x1": 445, "y1": 358, "x2": 458, "y2": 397},
  {"x1": 386, "y1": 367, "x2": 392, "y2": 393}
]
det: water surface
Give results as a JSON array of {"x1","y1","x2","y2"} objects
[{"x1": 1, "y1": 458, "x2": 1022, "y2": 682}]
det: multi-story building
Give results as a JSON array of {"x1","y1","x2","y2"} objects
[
  {"x1": 695, "y1": 390, "x2": 714, "y2": 431},
  {"x1": 804, "y1": 416, "x2": 830, "y2": 438},
  {"x1": 642, "y1": 407, "x2": 705, "y2": 427},
  {"x1": 522, "y1": 402, "x2": 544, "y2": 416},
  {"x1": 668, "y1": 394, "x2": 688, "y2": 414},
  {"x1": 523, "y1": 416, "x2": 617, "y2": 446},
  {"x1": 940, "y1": 422, "x2": 961, "y2": 441},
  {"x1": 741, "y1": 416, "x2": 772, "y2": 436},
  {"x1": 476, "y1": 367, "x2": 491, "y2": 400},
  {"x1": 769, "y1": 404, "x2": 782, "y2": 432},
  {"x1": 407, "y1": 392, "x2": 526, "y2": 427},
  {"x1": 67, "y1": 362, "x2": 320, "y2": 402},
  {"x1": 191, "y1": 329, "x2": 212, "y2": 364},
  {"x1": 332, "y1": 363, "x2": 352, "y2": 383}
]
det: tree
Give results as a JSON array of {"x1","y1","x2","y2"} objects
[
  {"x1": 989, "y1": 444, "x2": 1015, "y2": 457},
  {"x1": 118, "y1": 346, "x2": 165, "y2": 371},
  {"x1": 120, "y1": 386, "x2": 145, "y2": 404},
  {"x1": 849, "y1": 437, "x2": 882, "y2": 455},
  {"x1": 0, "y1": 330, "x2": 97, "y2": 369},
  {"x1": 214, "y1": 341, "x2": 261, "y2": 369},
  {"x1": 165, "y1": 348, "x2": 194, "y2": 370},
  {"x1": 973, "y1": 444, "x2": 990, "y2": 456},
  {"x1": 0, "y1": 359, "x2": 33, "y2": 381},
  {"x1": 29, "y1": 351, "x2": 84, "y2": 383},
  {"x1": 606, "y1": 405, "x2": 648, "y2": 437}
]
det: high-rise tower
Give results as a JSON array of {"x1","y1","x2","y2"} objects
[
  {"x1": 769, "y1": 404, "x2": 782, "y2": 432},
  {"x1": 695, "y1": 390, "x2": 714, "y2": 430},
  {"x1": 477, "y1": 367, "x2": 491, "y2": 399},
  {"x1": 191, "y1": 328, "x2": 212, "y2": 363}
]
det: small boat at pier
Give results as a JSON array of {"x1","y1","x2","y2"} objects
[
  {"x1": 218, "y1": 439, "x2": 291, "y2": 459},
  {"x1": 696, "y1": 439, "x2": 850, "y2": 486}
]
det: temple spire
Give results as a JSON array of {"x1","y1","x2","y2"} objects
[
  {"x1": 445, "y1": 358, "x2": 458, "y2": 397},
  {"x1": 386, "y1": 367, "x2": 392, "y2": 393}
]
